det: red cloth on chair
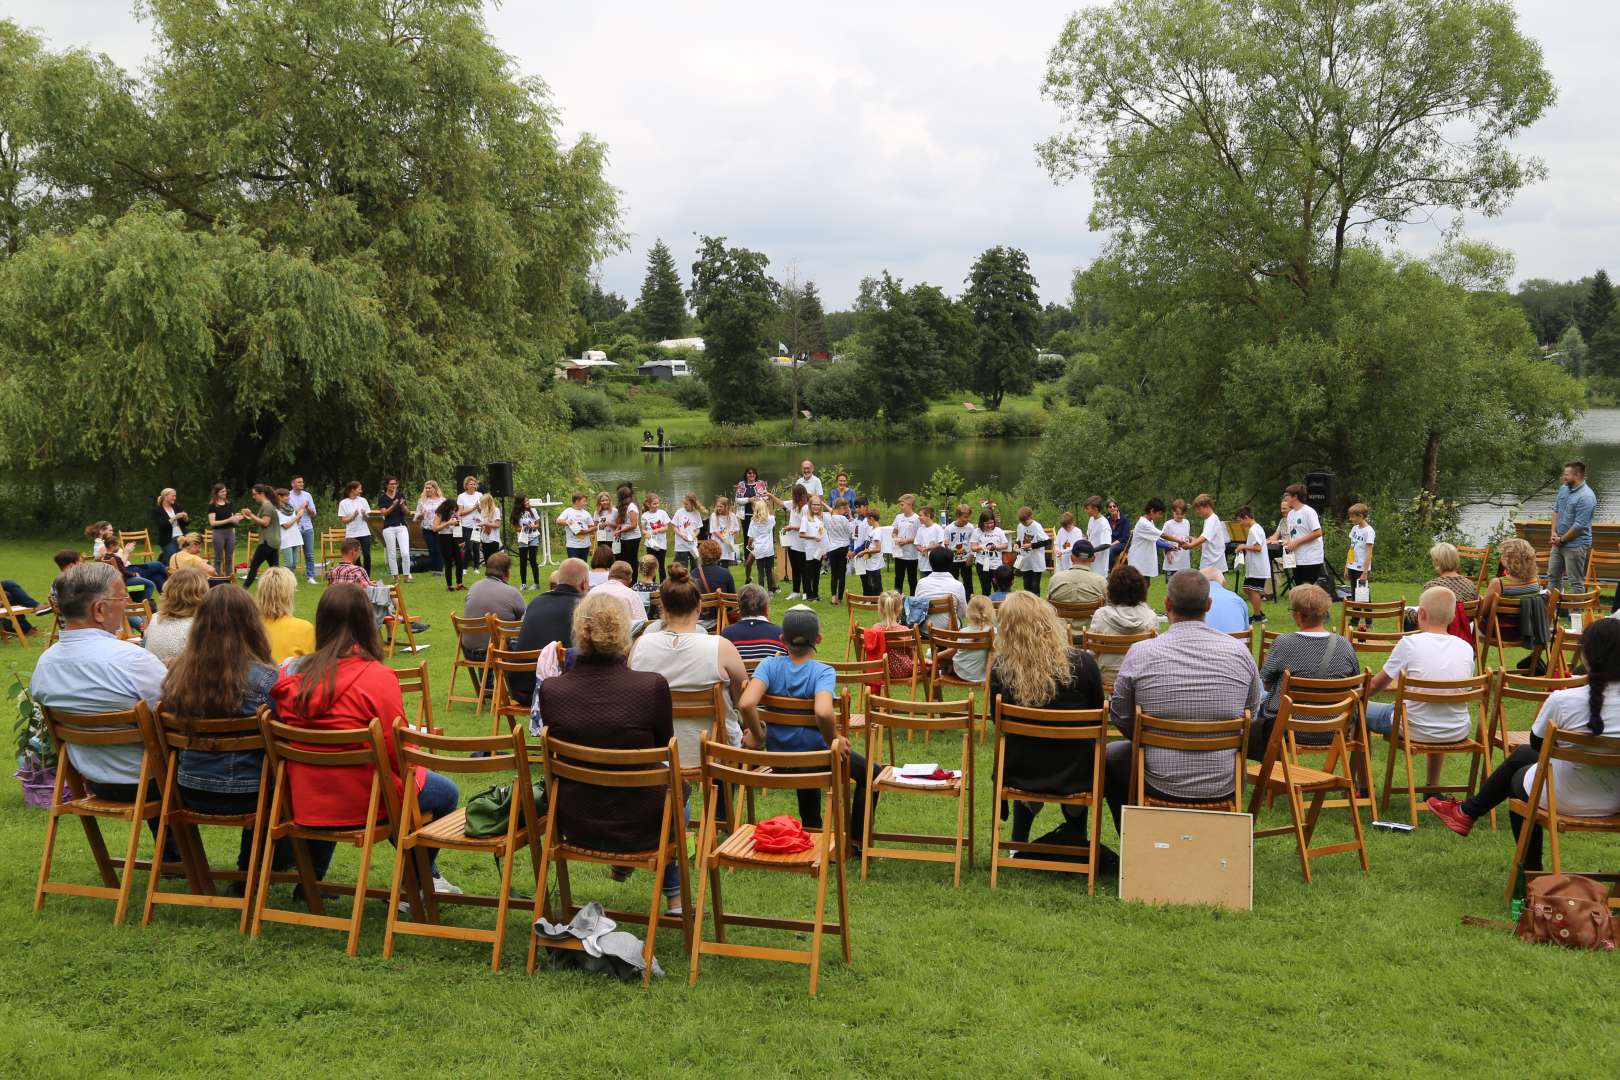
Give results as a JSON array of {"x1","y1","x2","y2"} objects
[
  {"x1": 1447, "y1": 601, "x2": 1475, "y2": 649},
  {"x1": 753, "y1": 815, "x2": 814, "y2": 854}
]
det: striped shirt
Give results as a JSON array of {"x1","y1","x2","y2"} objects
[
  {"x1": 721, "y1": 617, "x2": 788, "y2": 662},
  {"x1": 1109, "y1": 620, "x2": 1263, "y2": 800}
]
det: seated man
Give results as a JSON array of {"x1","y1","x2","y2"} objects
[
  {"x1": 1200, "y1": 566, "x2": 1251, "y2": 633},
  {"x1": 1, "y1": 577, "x2": 46, "y2": 637},
  {"x1": 30, "y1": 561, "x2": 177, "y2": 854},
  {"x1": 1363, "y1": 585, "x2": 1477, "y2": 793},
  {"x1": 1103, "y1": 570, "x2": 1262, "y2": 828},
  {"x1": 511, "y1": 558, "x2": 588, "y2": 703},
  {"x1": 460, "y1": 551, "x2": 525, "y2": 663},
  {"x1": 593, "y1": 559, "x2": 649, "y2": 625},
  {"x1": 739, "y1": 606, "x2": 878, "y2": 855},
  {"x1": 1047, "y1": 539, "x2": 1108, "y2": 635},
  {"x1": 328, "y1": 538, "x2": 428, "y2": 632},
  {"x1": 721, "y1": 583, "x2": 788, "y2": 662},
  {"x1": 914, "y1": 547, "x2": 968, "y2": 631}
]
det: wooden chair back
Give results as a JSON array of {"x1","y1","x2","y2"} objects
[
  {"x1": 1337, "y1": 597, "x2": 1406, "y2": 636},
  {"x1": 873, "y1": 625, "x2": 924, "y2": 698},
  {"x1": 383, "y1": 583, "x2": 423, "y2": 658},
  {"x1": 1490, "y1": 670, "x2": 1585, "y2": 755},
  {"x1": 924, "y1": 596, "x2": 959, "y2": 632},
  {"x1": 715, "y1": 591, "x2": 740, "y2": 631},
  {"x1": 826, "y1": 658, "x2": 887, "y2": 742},
  {"x1": 1082, "y1": 628, "x2": 1155, "y2": 691},
  {"x1": 1585, "y1": 550, "x2": 1620, "y2": 590},
  {"x1": 860, "y1": 695, "x2": 976, "y2": 886},
  {"x1": 448, "y1": 612, "x2": 497, "y2": 714},
  {"x1": 1048, "y1": 598, "x2": 1101, "y2": 626},
  {"x1": 1455, "y1": 544, "x2": 1493, "y2": 587},
  {"x1": 320, "y1": 528, "x2": 346, "y2": 563},
  {"x1": 1378, "y1": 671, "x2": 1493, "y2": 826},
  {"x1": 1348, "y1": 627, "x2": 1412, "y2": 657},
  {"x1": 1548, "y1": 622, "x2": 1584, "y2": 678},
  {"x1": 1553, "y1": 587, "x2": 1602, "y2": 626},
  {"x1": 1245, "y1": 694, "x2": 1370, "y2": 882},
  {"x1": 120, "y1": 529, "x2": 154, "y2": 561},
  {"x1": 392, "y1": 661, "x2": 437, "y2": 733},
  {"x1": 669, "y1": 685, "x2": 726, "y2": 778},
  {"x1": 1506, "y1": 726, "x2": 1620, "y2": 900},
  {"x1": 493, "y1": 617, "x2": 524, "y2": 650},
  {"x1": 843, "y1": 593, "x2": 885, "y2": 659},
  {"x1": 988, "y1": 697, "x2": 1109, "y2": 891},
  {"x1": 1258, "y1": 628, "x2": 1284, "y2": 663},
  {"x1": 1129, "y1": 709, "x2": 1249, "y2": 811},
  {"x1": 487, "y1": 647, "x2": 545, "y2": 735}
]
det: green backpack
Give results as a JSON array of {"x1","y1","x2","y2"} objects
[{"x1": 463, "y1": 779, "x2": 547, "y2": 838}]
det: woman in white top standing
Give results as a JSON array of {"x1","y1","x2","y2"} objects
[
  {"x1": 414, "y1": 480, "x2": 446, "y2": 573},
  {"x1": 337, "y1": 480, "x2": 373, "y2": 576},
  {"x1": 592, "y1": 490, "x2": 616, "y2": 564},
  {"x1": 708, "y1": 495, "x2": 740, "y2": 567},
  {"x1": 611, "y1": 482, "x2": 641, "y2": 583},
  {"x1": 456, "y1": 475, "x2": 484, "y2": 572},
  {"x1": 1428, "y1": 618, "x2": 1620, "y2": 873},
  {"x1": 797, "y1": 495, "x2": 828, "y2": 602},
  {"x1": 671, "y1": 494, "x2": 705, "y2": 569}
]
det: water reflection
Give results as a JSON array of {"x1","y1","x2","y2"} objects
[{"x1": 1456, "y1": 409, "x2": 1620, "y2": 541}]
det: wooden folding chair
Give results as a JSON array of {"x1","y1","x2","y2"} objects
[
  {"x1": 0, "y1": 597, "x2": 46, "y2": 647},
  {"x1": 671, "y1": 685, "x2": 730, "y2": 832},
  {"x1": 121, "y1": 598, "x2": 153, "y2": 641},
  {"x1": 1258, "y1": 628, "x2": 1283, "y2": 664},
  {"x1": 1553, "y1": 588, "x2": 1601, "y2": 635},
  {"x1": 493, "y1": 616, "x2": 524, "y2": 651},
  {"x1": 320, "y1": 527, "x2": 347, "y2": 564},
  {"x1": 714, "y1": 591, "x2": 740, "y2": 632},
  {"x1": 697, "y1": 592, "x2": 723, "y2": 632},
  {"x1": 1583, "y1": 550, "x2": 1620, "y2": 593},
  {"x1": 1456, "y1": 544, "x2": 1493, "y2": 588},
  {"x1": 1083, "y1": 629, "x2": 1155, "y2": 695},
  {"x1": 1377, "y1": 673, "x2": 1494, "y2": 828},
  {"x1": 1489, "y1": 670, "x2": 1585, "y2": 761},
  {"x1": 688, "y1": 738, "x2": 851, "y2": 997},
  {"x1": 1247, "y1": 695, "x2": 1370, "y2": 883},
  {"x1": 392, "y1": 662, "x2": 439, "y2": 733},
  {"x1": 1548, "y1": 623, "x2": 1585, "y2": 679},
  {"x1": 988, "y1": 697, "x2": 1107, "y2": 893},
  {"x1": 1505, "y1": 726, "x2": 1620, "y2": 903},
  {"x1": 873, "y1": 626, "x2": 924, "y2": 701},
  {"x1": 1129, "y1": 710, "x2": 1250, "y2": 813},
  {"x1": 923, "y1": 596, "x2": 959, "y2": 633},
  {"x1": 143, "y1": 706, "x2": 275, "y2": 931},
  {"x1": 385, "y1": 723, "x2": 542, "y2": 972},
  {"x1": 383, "y1": 584, "x2": 426, "y2": 659},
  {"x1": 1477, "y1": 591, "x2": 1546, "y2": 673},
  {"x1": 861, "y1": 695, "x2": 975, "y2": 886},
  {"x1": 35, "y1": 702, "x2": 191, "y2": 925},
  {"x1": 251, "y1": 715, "x2": 426, "y2": 956},
  {"x1": 927, "y1": 626, "x2": 994, "y2": 742},
  {"x1": 1337, "y1": 597, "x2": 1405, "y2": 636},
  {"x1": 1270, "y1": 670, "x2": 1375, "y2": 812},
  {"x1": 121, "y1": 529, "x2": 154, "y2": 561},
  {"x1": 1347, "y1": 627, "x2": 1412, "y2": 664},
  {"x1": 1049, "y1": 598, "x2": 1100, "y2": 644},
  {"x1": 1227, "y1": 626, "x2": 1255, "y2": 655},
  {"x1": 487, "y1": 647, "x2": 544, "y2": 735},
  {"x1": 528, "y1": 734, "x2": 691, "y2": 986},
  {"x1": 448, "y1": 613, "x2": 497, "y2": 715},
  {"x1": 844, "y1": 593, "x2": 884, "y2": 659}
]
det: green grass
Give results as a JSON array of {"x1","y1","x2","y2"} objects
[{"x1": 0, "y1": 537, "x2": 1615, "y2": 1076}]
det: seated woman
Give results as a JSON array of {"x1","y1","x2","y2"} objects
[
  {"x1": 692, "y1": 539, "x2": 736, "y2": 598},
  {"x1": 164, "y1": 584, "x2": 288, "y2": 880},
  {"x1": 1424, "y1": 542, "x2": 1480, "y2": 605},
  {"x1": 1252, "y1": 584, "x2": 1359, "y2": 760},
  {"x1": 541, "y1": 591, "x2": 683, "y2": 914},
  {"x1": 989, "y1": 592, "x2": 1107, "y2": 857},
  {"x1": 630, "y1": 563, "x2": 747, "y2": 764},
  {"x1": 587, "y1": 544, "x2": 614, "y2": 590},
  {"x1": 1479, "y1": 538, "x2": 1548, "y2": 662},
  {"x1": 88, "y1": 520, "x2": 166, "y2": 602},
  {"x1": 1429, "y1": 618, "x2": 1620, "y2": 876},
  {"x1": 167, "y1": 532, "x2": 212, "y2": 576},
  {"x1": 255, "y1": 566, "x2": 315, "y2": 665},
  {"x1": 143, "y1": 567, "x2": 210, "y2": 665},
  {"x1": 1086, "y1": 565, "x2": 1159, "y2": 681},
  {"x1": 269, "y1": 584, "x2": 459, "y2": 891}
]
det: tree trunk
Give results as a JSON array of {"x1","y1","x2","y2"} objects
[
  {"x1": 790, "y1": 363, "x2": 800, "y2": 436},
  {"x1": 1421, "y1": 430, "x2": 1441, "y2": 498}
]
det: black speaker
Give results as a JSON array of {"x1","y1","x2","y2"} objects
[
  {"x1": 486, "y1": 461, "x2": 514, "y2": 499},
  {"x1": 1303, "y1": 471, "x2": 1335, "y2": 514},
  {"x1": 454, "y1": 464, "x2": 479, "y2": 492}
]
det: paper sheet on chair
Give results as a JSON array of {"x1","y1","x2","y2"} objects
[{"x1": 892, "y1": 763, "x2": 959, "y2": 788}]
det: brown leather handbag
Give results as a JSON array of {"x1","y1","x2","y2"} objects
[{"x1": 1516, "y1": 874, "x2": 1617, "y2": 951}]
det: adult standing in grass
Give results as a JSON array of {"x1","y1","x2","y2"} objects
[
  {"x1": 456, "y1": 475, "x2": 484, "y2": 573},
  {"x1": 414, "y1": 480, "x2": 447, "y2": 574},
  {"x1": 149, "y1": 488, "x2": 190, "y2": 563},
  {"x1": 239, "y1": 485, "x2": 281, "y2": 590},
  {"x1": 433, "y1": 498, "x2": 464, "y2": 591},
  {"x1": 337, "y1": 480, "x2": 373, "y2": 576},
  {"x1": 795, "y1": 459, "x2": 823, "y2": 499},
  {"x1": 735, "y1": 466, "x2": 768, "y2": 583},
  {"x1": 1547, "y1": 459, "x2": 1596, "y2": 593},
  {"x1": 206, "y1": 484, "x2": 242, "y2": 578},
  {"x1": 286, "y1": 476, "x2": 319, "y2": 585},
  {"x1": 378, "y1": 477, "x2": 412, "y2": 584}
]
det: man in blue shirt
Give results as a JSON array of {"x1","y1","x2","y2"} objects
[
  {"x1": 739, "y1": 606, "x2": 878, "y2": 854},
  {"x1": 1200, "y1": 567, "x2": 1251, "y2": 633},
  {"x1": 1550, "y1": 459, "x2": 1597, "y2": 592}
]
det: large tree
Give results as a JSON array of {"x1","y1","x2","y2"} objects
[
  {"x1": 636, "y1": 238, "x2": 686, "y2": 340},
  {"x1": 688, "y1": 236, "x2": 778, "y2": 424},
  {"x1": 1039, "y1": 0, "x2": 1555, "y2": 306},
  {"x1": 857, "y1": 274, "x2": 969, "y2": 421},
  {"x1": 0, "y1": 3, "x2": 618, "y2": 517},
  {"x1": 963, "y1": 246, "x2": 1041, "y2": 409},
  {"x1": 1578, "y1": 269, "x2": 1615, "y2": 343}
]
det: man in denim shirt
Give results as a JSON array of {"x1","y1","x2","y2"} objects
[{"x1": 1549, "y1": 460, "x2": 1597, "y2": 592}]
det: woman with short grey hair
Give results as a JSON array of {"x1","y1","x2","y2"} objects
[{"x1": 1424, "y1": 542, "x2": 1480, "y2": 605}]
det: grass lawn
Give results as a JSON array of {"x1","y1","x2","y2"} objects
[{"x1": 0, "y1": 536, "x2": 1615, "y2": 1076}]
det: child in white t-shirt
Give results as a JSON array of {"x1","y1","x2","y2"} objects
[
  {"x1": 709, "y1": 496, "x2": 740, "y2": 566},
  {"x1": 1346, "y1": 501, "x2": 1376, "y2": 628},
  {"x1": 556, "y1": 492, "x2": 596, "y2": 561},
  {"x1": 1233, "y1": 505, "x2": 1270, "y2": 621},
  {"x1": 971, "y1": 509, "x2": 1009, "y2": 597},
  {"x1": 945, "y1": 503, "x2": 978, "y2": 597},
  {"x1": 853, "y1": 506, "x2": 885, "y2": 596},
  {"x1": 891, "y1": 494, "x2": 921, "y2": 595},
  {"x1": 672, "y1": 494, "x2": 705, "y2": 568},
  {"x1": 1084, "y1": 496, "x2": 1113, "y2": 567},
  {"x1": 1161, "y1": 501, "x2": 1191, "y2": 573},
  {"x1": 826, "y1": 499, "x2": 854, "y2": 603},
  {"x1": 913, "y1": 505, "x2": 946, "y2": 561},
  {"x1": 746, "y1": 497, "x2": 778, "y2": 593},
  {"x1": 1014, "y1": 506, "x2": 1049, "y2": 596},
  {"x1": 640, "y1": 492, "x2": 671, "y2": 581},
  {"x1": 1053, "y1": 512, "x2": 1083, "y2": 573},
  {"x1": 798, "y1": 496, "x2": 828, "y2": 601},
  {"x1": 1186, "y1": 493, "x2": 1230, "y2": 573}
]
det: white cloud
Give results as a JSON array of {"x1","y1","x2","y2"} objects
[{"x1": 13, "y1": 0, "x2": 1615, "y2": 306}]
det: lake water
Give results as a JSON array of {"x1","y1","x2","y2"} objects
[{"x1": 582, "y1": 410, "x2": 1620, "y2": 536}]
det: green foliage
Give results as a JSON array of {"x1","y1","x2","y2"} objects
[
  {"x1": 921, "y1": 464, "x2": 968, "y2": 509},
  {"x1": 1578, "y1": 269, "x2": 1615, "y2": 343},
  {"x1": 859, "y1": 274, "x2": 969, "y2": 421},
  {"x1": 963, "y1": 246, "x2": 1042, "y2": 410},
  {"x1": 969, "y1": 408, "x2": 1044, "y2": 439},
  {"x1": 511, "y1": 392, "x2": 583, "y2": 502},
  {"x1": 688, "y1": 236, "x2": 778, "y2": 424},
  {"x1": 1554, "y1": 325, "x2": 1587, "y2": 378},
  {"x1": 1059, "y1": 352, "x2": 1103, "y2": 405},
  {"x1": 801, "y1": 366, "x2": 880, "y2": 421},
  {"x1": 0, "y1": 1, "x2": 619, "y2": 512},
  {"x1": 1588, "y1": 319, "x2": 1620, "y2": 381},
  {"x1": 1515, "y1": 277, "x2": 1588, "y2": 345},
  {"x1": 553, "y1": 383, "x2": 615, "y2": 430},
  {"x1": 636, "y1": 239, "x2": 686, "y2": 341},
  {"x1": 10, "y1": 671, "x2": 51, "y2": 767},
  {"x1": 667, "y1": 374, "x2": 710, "y2": 411}
]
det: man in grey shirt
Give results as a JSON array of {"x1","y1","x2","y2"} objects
[
  {"x1": 460, "y1": 551, "x2": 525, "y2": 661},
  {"x1": 1103, "y1": 570, "x2": 1262, "y2": 829}
]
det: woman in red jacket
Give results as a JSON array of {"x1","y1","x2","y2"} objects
[{"x1": 270, "y1": 584, "x2": 461, "y2": 894}]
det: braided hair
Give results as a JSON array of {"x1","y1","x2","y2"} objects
[{"x1": 1581, "y1": 618, "x2": 1620, "y2": 734}]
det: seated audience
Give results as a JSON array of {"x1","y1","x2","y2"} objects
[
  {"x1": 167, "y1": 533, "x2": 212, "y2": 575},
  {"x1": 460, "y1": 551, "x2": 525, "y2": 662},
  {"x1": 1363, "y1": 585, "x2": 1477, "y2": 791},
  {"x1": 1201, "y1": 566, "x2": 1251, "y2": 633},
  {"x1": 915, "y1": 547, "x2": 968, "y2": 630},
  {"x1": 692, "y1": 539, "x2": 736, "y2": 597},
  {"x1": 1047, "y1": 539, "x2": 1108, "y2": 633},
  {"x1": 739, "y1": 606, "x2": 879, "y2": 854},
  {"x1": 990, "y1": 592, "x2": 1107, "y2": 856},
  {"x1": 720, "y1": 584, "x2": 788, "y2": 662},
  {"x1": 1479, "y1": 537, "x2": 1547, "y2": 647},
  {"x1": 1424, "y1": 542, "x2": 1480, "y2": 605},
  {"x1": 143, "y1": 567, "x2": 209, "y2": 664},
  {"x1": 163, "y1": 584, "x2": 288, "y2": 879},
  {"x1": 511, "y1": 557, "x2": 588, "y2": 703},
  {"x1": 325, "y1": 538, "x2": 373, "y2": 587},
  {"x1": 1, "y1": 577, "x2": 46, "y2": 637},
  {"x1": 596, "y1": 560, "x2": 649, "y2": 625},
  {"x1": 1104, "y1": 571, "x2": 1263, "y2": 828},
  {"x1": 948, "y1": 594, "x2": 997, "y2": 684},
  {"x1": 269, "y1": 584, "x2": 459, "y2": 891},
  {"x1": 1252, "y1": 584, "x2": 1359, "y2": 758},
  {"x1": 630, "y1": 564, "x2": 746, "y2": 764},
  {"x1": 1086, "y1": 565, "x2": 1159, "y2": 680},
  {"x1": 588, "y1": 544, "x2": 614, "y2": 590},
  {"x1": 539, "y1": 591, "x2": 683, "y2": 913},
  {"x1": 89, "y1": 520, "x2": 166, "y2": 602},
  {"x1": 1428, "y1": 618, "x2": 1620, "y2": 867},
  {"x1": 988, "y1": 564, "x2": 1016, "y2": 602},
  {"x1": 256, "y1": 566, "x2": 315, "y2": 665}
]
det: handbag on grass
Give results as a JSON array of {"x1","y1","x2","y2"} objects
[
  {"x1": 463, "y1": 779, "x2": 547, "y2": 838},
  {"x1": 1516, "y1": 874, "x2": 1617, "y2": 951}
]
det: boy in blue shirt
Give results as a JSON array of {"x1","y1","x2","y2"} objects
[{"x1": 740, "y1": 606, "x2": 878, "y2": 854}]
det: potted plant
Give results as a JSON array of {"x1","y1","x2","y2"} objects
[{"x1": 11, "y1": 673, "x2": 55, "y2": 808}]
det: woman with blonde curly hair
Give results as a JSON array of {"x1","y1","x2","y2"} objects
[
  {"x1": 1479, "y1": 537, "x2": 1550, "y2": 659},
  {"x1": 989, "y1": 591, "x2": 1106, "y2": 854},
  {"x1": 144, "y1": 566, "x2": 211, "y2": 663}
]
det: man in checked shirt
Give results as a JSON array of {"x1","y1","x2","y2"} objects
[{"x1": 1103, "y1": 570, "x2": 1262, "y2": 829}]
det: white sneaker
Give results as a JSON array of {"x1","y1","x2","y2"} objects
[
  {"x1": 432, "y1": 872, "x2": 462, "y2": 895},
  {"x1": 306, "y1": 577, "x2": 318, "y2": 586}
]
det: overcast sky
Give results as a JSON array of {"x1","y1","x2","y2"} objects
[{"x1": 16, "y1": 1, "x2": 1619, "y2": 308}]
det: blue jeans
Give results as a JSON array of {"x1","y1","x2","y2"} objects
[
  {"x1": 2, "y1": 580, "x2": 39, "y2": 633},
  {"x1": 299, "y1": 523, "x2": 317, "y2": 578},
  {"x1": 180, "y1": 787, "x2": 294, "y2": 872},
  {"x1": 126, "y1": 576, "x2": 160, "y2": 606},
  {"x1": 135, "y1": 562, "x2": 169, "y2": 592},
  {"x1": 304, "y1": 769, "x2": 459, "y2": 880},
  {"x1": 1365, "y1": 702, "x2": 1395, "y2": 735}
]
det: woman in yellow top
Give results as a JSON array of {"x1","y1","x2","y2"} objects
[
  {"x1": 255, "y1": 566, "x2": 315, "y2": 664},
  {"x1": 167, "y1": 533, "x2": 212, "y2": 575}
]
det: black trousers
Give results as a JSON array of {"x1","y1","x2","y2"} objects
[
  {"x1": 787, "y1": 548, "x2": 806, "y2": 593},
  {"x1": 243, "y1": 542, "x2": 278, "y2": 588},
  {"x1": 894, "y1": 557, "x2": 918, "y2": 595},
  {"x1": 861, "y1": 569, "x2": 883, "y2": 596},
  {"x1": 977, "y1": 566, "x2": 997, "y2": 595},
  {"x1": 1462, "y1": 744, "x2": 1546, "y2": 871},
  {"x1": 618, "y1": 538, "x2": 641, "y2": 583},
  {"x1": 1022, "y1": 570, "x2": 1043, "y2": 596},
  {"x1": 438, "y1": 533, "x2": 464, "y2": 586},
  {"x1": 649, "y1": 545, "x2": 667, "y2": 581},
  {"x1": 755, "y1": 554, "x2": 776, "y2": 591},
  {"x1": 792, "y1": 749, "x2": 876, "y2": 846},
  {"x1": 803, "y1": 557, "x2": 823, "y2": 600},
  {"x1": 956, "y1": 561, "x2": 975, "y2": 597},
  {"x1": 357, "y1": 535, "x2": 373, "y2": 575},
  {"x1": 828, "y1": 549, "x2": 848, "y2": 600},
  {"x1": 519, "y1": 545, "x2": 540, "y2": 585},
  {"x1": 462, "y1": 527, "x2": 482, "y2": 569}
]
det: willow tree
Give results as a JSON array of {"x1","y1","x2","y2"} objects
[{"x1": 0, "y1": 3, "x2": 617, "y2": 520}]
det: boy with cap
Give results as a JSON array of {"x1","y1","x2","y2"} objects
[
  {"x1": 739, "y1": 605, "x2": 878, "y2": 855},
  {"x1": 1048, "y1": 538, "x2": 1108, "y2": 637}
]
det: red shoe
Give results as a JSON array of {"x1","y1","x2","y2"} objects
[{"x1": 1427, "y1": 796, "x2": 1475, "y2": 836}]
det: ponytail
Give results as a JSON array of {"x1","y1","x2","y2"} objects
[{"x1": 1580, "y1": 619, "x2": 1620, "y2": 734}]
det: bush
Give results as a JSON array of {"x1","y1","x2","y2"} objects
[
  {"x1": 1060, "y1": 352, "x2": 1103, "y2": 405},
  {"x1": 611, "y1": 401, "x2": 641, "y2": 428},
  {"x1": 802, "y1": 367, "x2": 880, "y2": 420},
  {"x1": 972, "y1": 408, "x2": 1043, "y2": 438},
  {"x1": 554, "y1": 383, "x2": 615, "y2": 430},
  {"x1": 669, "y1": 376, "x2": 710, "y2": 410}
]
